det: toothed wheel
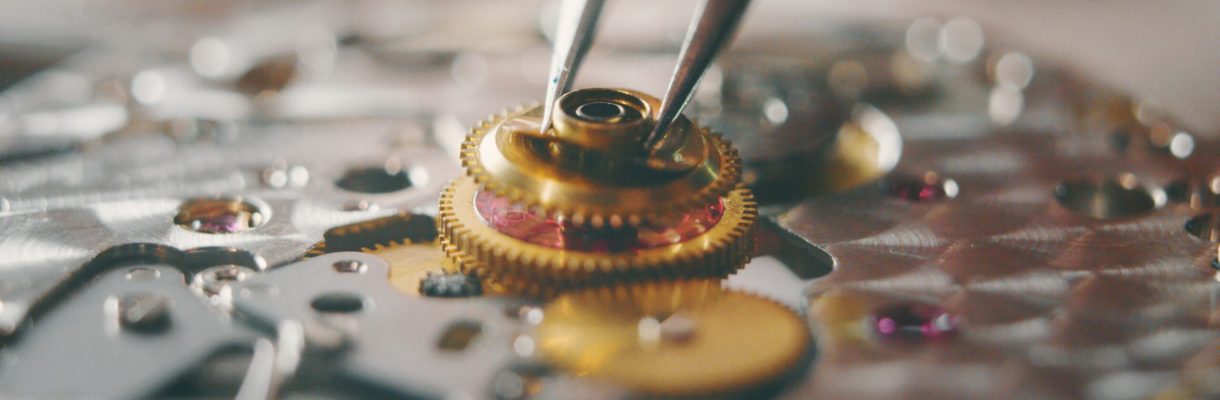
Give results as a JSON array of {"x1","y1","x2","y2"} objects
[
  {"x1": 460, "y1": 88, "x2": 743, "y2": 224},
  {"x1": 534, "y1": 280, "x2": 810, "y2": 396},
  {"x1": 437, "y1": 176, "x2": 757, "y2": 295}
]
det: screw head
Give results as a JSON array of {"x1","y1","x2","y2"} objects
[
  {"x1": 193, "y1": 265, "x2": 256, "y2": 297},
  {"x1": 117, "y1": 292, "x2": 172, "y2": 334},
  {"x1": 332, "y1": 260, "x2": 367, "y2": 273}
]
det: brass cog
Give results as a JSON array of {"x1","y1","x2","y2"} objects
[
  {"x1": 438, "y1": 175, "x2": 757, "y2": 294},
  {"x1": 535, "y1": 280, "x2": 809, "y2": 396},
  {"x1": 461, "y1": 88, "x2": 742, "y2": 224}
]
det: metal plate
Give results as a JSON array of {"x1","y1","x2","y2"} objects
[{"x1": 0, "y1": 2, "x2": 1216, "y2": 399}]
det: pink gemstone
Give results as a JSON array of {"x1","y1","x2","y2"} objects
[
  {"x1": 193, "y1": 214, "x2": 244, "y2": 233},
  {"x1": 474, "y1": 191, "x2": 724, "y2": 252},
  {"x1": 870, "y1": 303, "x2": 957, "y2": 340},
  {"x1": 883, "y1": 174, "x2": 957, "y2": 201}
]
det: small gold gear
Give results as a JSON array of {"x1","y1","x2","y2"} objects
[
  {"x1": 535, "y1": 280, "x2": 809, "y2": 396},
  {"x1": 438, "y1": 175, "x2": 757, "y2": 294},
  {"x1": 461, "y1": 88, "x2": 742, "y2": 223}
]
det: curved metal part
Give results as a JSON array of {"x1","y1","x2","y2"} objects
[
  {"x1": 0, "y1": 264, "x2": 260, "y2": 399},
  {"x1": 228, "y1": 252, "x2": 529, "y2": 399},
  {"x1": 0, "y1": 121, "x2": 460, "y2": 335}
]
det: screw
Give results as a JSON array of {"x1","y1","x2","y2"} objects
[
  {"x1": 332, "y1": 260, "x2": 367, "y2": 273},
  {"x1": 125, "y1": 267, "x2": 161, "y2": 281},
  {"x1": 420, "y1": 271, "x2": 481, "y2": 297},
  {"x1": 213, "y1": 266, "x2": 246, "y2": 281},
  {"x1": 118, "y1": 292, "x2": 172, "y2": 334},
  {"x1": 193, "y1": 265, "x2": 256, "y2": 297}
]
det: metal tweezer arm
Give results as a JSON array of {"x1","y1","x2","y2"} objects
[
  {"x1": 540, "y1": 0, "x2": 606, "y2": 134},
  {"x1": 645, "y1": 0, "x2": 751, "y2": 152}
]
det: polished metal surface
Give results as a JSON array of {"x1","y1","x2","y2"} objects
[{"x1": 0, "y1": 1, "x2": 1215, "y2": 399}]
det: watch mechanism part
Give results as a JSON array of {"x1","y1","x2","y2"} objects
[
  {"x1": 439, "y1": 175, "x2": 757, "y2": 296},
  {"x1": 419, "y1": 271, "x2": 483, "y2": 298},
  {"x1": 305, "y1": 212, "x2": 455, "y2": 297},
  {"x1": 460, "y1": 88, "x2": 743, "y2": 224},
  {"x1": 445, "y1": 86, "x2": 757, "y2": 296},
  {"x1": 227, "y1": 252, "x2": 526, "y2": 399},
  {"x1": 0, "y1": 2, "x2": 1216, "y2": 399},
  {"x1": 535, "y1": 279, "x2": 809, "y2": 396}
]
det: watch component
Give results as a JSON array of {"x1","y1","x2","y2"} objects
[
  {"x1": 0, "y1": 119, "x2": 457, "y2": 335},
  {"x1": 1165, "y1": 175, "x2": 1220, "y2": 210},
  {"x1": 460, "y1": 88, "x2": 742, "y2": 223},
  {"x1": 774, "y1": 35, "x2": 1220, "y2": 398},
  {"x1": 420, "y1": 271, "x2": 483, "y2": 298},
  {"x1": 1185, "y1": 212, "x2": 1219, "y2": 242},
  {"x1": 800, "y1": 105, "x2": 903, "y2": 196},
  {"x1": 439, "y1": 176, "x2": 756, "y2": 295},
  {"x1": 689, "y1": 56, "x2": 850, "y2": 203},
  {"x1": 0, "y1": 3, "x2": 1216, "y2": 399},
  {"x1": 306, "y1": 213, "x2": 451, "y2": 297},
  {"x1": 192, "y1": 264, "x2": 257, "y2": 297},
  {"x1": 0, "y1": 262, "x2": 261, "y2": 399},
  {"x1": 444, "y1": 87, "x2": 757, "y2": 295},
  {"x1": 319, "y1": 212, "x2": 438, "y2": 253},
  {"x1": 535, "y1": 280, "x2": 809, "y2": 396},
  {"x1": 869, "y1": 302, "x2": 958, "y2": 340},
  {"x1": 174, "y1": 197, "x2": 268, "y2": 234},
  {"x1": 335, "y1": 166, "x2": 414, "y2": 194},
  {"x1": 229, "y1": 252, "x2": 526, "y2": 399},
  {"x1": 1053, "y1": 175, "x2": 1164, "y2": 219},
  {"x1": 881, "y1": 172, "x2": 959, "y2": 201}
]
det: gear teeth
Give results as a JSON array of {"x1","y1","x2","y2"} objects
[
  {"x1": 460, "y1": 103, "x2": 743, "y2": 223},
  {"x1": 535, "y1": 279, "x2": 809, "y2": 396},
  {"x1": 437, "y1": 176, "x2": 758, "y2": 297}
]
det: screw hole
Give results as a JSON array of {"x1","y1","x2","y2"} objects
[
  {"x1": 175, "y1": 198, "x2": 267, "y2": 234},
  {"x1": 1185, "y1": 213, "x2": 1220, "y2": 242},
  {"x1": 332, "y1": 260, "x2": 367, "y2": 273},
  {"x1": 1054, "y1": 176, "x2": 1161, "y2": 219},
  {"x1": 575, "y1": 101, "x2": 626, "y2": 123},
  {"x1": 436, "y1": 320, "x2": 483, "y2": 351},
  {"x1": 310, "y1": 292, "x2": 365, "y2": 313},
  {"x1": 335, "y1": 167, "x2": 412, "y2": 194}
]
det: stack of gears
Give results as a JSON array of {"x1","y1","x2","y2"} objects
[
  {"x1": 436, "y1": 87, "x2": 811, "y2": 396},
  {"x1": 439, "y1": 87, "x2": 756, "y2": 294}
]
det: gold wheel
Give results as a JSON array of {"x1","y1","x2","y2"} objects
[{"x1": 535, "y1": 280, "x2": 809, "y2": 396}]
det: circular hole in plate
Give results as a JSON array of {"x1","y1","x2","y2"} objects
[
  {"x1": 175, "y1": 198, "x2": 267, "y2": 234},
  {"x1": 310, "y1": 292, "x2": 365, "y2": 313},
  {"x1": 1165, "y1": 176, "x2": 1220, "y2": 210},
  {"x1": 1185, "y1": 213, "x2": 1220, "y2": 242},
  {"x1": 881, "y1": 172, "x2": 958, "y2": 201},
  {"x1": 575, "y1": 101, "x2": 627, "y2": 123},
  {"x1": 1054, "y1": 176, "x2": 1160, "y2": 219},
  {"x1": 335, "y1": 167, "x2": 412, "y2": 193}
]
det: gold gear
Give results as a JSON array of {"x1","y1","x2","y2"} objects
[
  {"x1": 535, "y1": 280, "x2": 809, "y2": 396},
  {"x1": 438, "y1": 175, "x2": 757, "y2": 294},
  {"x1": 461, "y1": 88, "x2": 742, "y2": 223}
]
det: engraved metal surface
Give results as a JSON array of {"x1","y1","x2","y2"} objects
[{"x1": 0, "y1": 1, "x2": 1216, "y2": 399}]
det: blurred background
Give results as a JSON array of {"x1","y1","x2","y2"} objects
[{"x1": 0, "y1": 0, "x2": 1216, "y2": 130}]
